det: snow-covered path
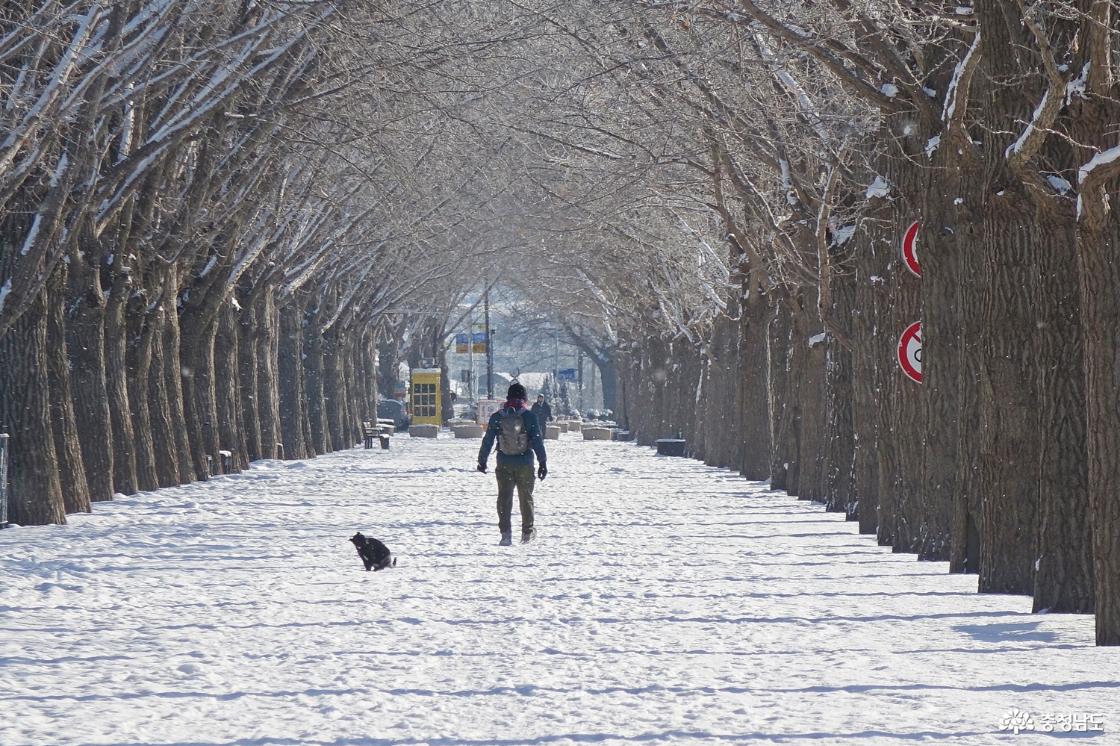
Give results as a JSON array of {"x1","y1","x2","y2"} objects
[{"x1": 1, "y1": 434, "x2": 1116, "y2": 745}]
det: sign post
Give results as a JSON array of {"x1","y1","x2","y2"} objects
[{"x1": 898, "y1": 321, "x2": 922, "y2": 383}]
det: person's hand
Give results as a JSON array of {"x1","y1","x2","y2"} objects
[
  {"x1": 476, "y1": 462, "x2": 487, "y2": 474},
  {"x1": 537, "y1": 464, "x2": 548, "y2": 480}
]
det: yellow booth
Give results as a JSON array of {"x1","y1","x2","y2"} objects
[{"x1": 409, "y1": 368, "x2": 442, "y2": 427}]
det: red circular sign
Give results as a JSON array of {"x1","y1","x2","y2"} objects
[
  {"x1": 898, "y1": 321, "x2": 922, "y2": 383},
  {"x1": 902, "y1": 221, "x2": 921, "y2": 277}
]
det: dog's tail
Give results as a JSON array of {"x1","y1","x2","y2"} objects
[{"x1": 392, "y1": 557, "x2": 398, "y2": 567}]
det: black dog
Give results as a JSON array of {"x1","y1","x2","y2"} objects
[{"x1": 349, "y1": 532, "x2": 396, "y2": 571}]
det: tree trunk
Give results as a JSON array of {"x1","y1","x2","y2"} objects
[
  {"x1": 739, "y1": 292, "x2": 771, "y2": 480},
  {"x1": 305, "y1": 315, "x2": 328, "y2": 455},
  {"x1": 238, "y1": 289, "x2": 262, "y2": 462},
  {"x1": 0, "y1": 288, "x2": 67, "y2": 525},
  {"x1": 105, "y1": 281, "x2": 139, "y2": 495},
  {"x1": 878, "y1": 123, "x2": 928, "y2": 555},
  {"x1": 147, "y1": 306, "x2": 182, "y2": 488},
  {"x1": 180, "y1": 309, "x2": 220, "y2": 480},
  {"x1": 323, "y1": 329, "x2": 346, "y2": 451},
  {"x1": 255, "y1": 290, "x2": 282, "y2": 460},
  {"x1": 163, "y1": 295, "x2": 196, "y2": 484},
  {"x1": 66, "y1": 262, "x2": 114, "y2": 502},
  {"x1": 975, "y1": 187, "x2": 1039, "y2": 595},
  {"x1": 278, "y1": 299, "x2": 310, "y2": 460},
  {"x1": 798, "y1": 323, "x2": 826, "y2": 503},
  {"x1": 1075, "y1": 113, "x2": 1120, "y2": 642},
  {"x1": 823, "y1": 259, "x2": 855, "y2": 514},
  {"x1": 598, "y1": 353, "x2": 620, "y2": 414},
  {"x1": 47, "y1": 265, "x2": 91, "y2": 513},
  {"x1": 1032, "y1": 196, "x2": 1093, "y2": 613},
  {"x1": 767, "y1": 295, "x2": 798, "y2": 493},
  {"x1": 850, "y1": 226, "x2": 887, "y2": 533},
  {"x1": 214, "y1": 303, "x2": 244, "y2": 472},
  {"x1": 127, "y1": 301, "x2": 161, "y2": 493}
]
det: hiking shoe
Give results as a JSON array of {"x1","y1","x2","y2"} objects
[
  {"x1": 521, "y1": 529, "x2": 536, "y2": 544},
  {"x1": 499, "y1": 532, "x2": 512, "y2": 546}
]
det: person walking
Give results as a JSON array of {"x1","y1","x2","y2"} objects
[
  {"x1": 477, "y1": 382, "x2": 548, "y2": 545},
  {"x1": 531, "y1": 394, "x2": 553, "y2": 432}
]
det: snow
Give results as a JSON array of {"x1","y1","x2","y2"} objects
[
  {"x1": 865, "y1": 175, "x2": 891, "y2": 200},
  {"x1": 943, "y1": 33, "x2": 981, "y2": 124},
  {"x1": 880, "y1": 83, "x2": 899, "y2": 98},
  {"x1": 832, "y1": 224, "x2": 856, "y2": 247},
  {"x1": 1076, "y1": 145, "x2": 1120, "y2": 218},
  {"x1": 808, "y1": 332, "x2": 827, "y2": 347},
  {"x1": 1005, "y1": 89, "x2": 1050, "y2": 158},
  {"x1": 19, "y1": 212, "x2": 42, "y2": 256},
  {"x1": 1079, "y1": 144, "x2": 1120, "y2": 184},
  {"x1": 1047, "y1": 174, "x2": 1073, "y2": 195},
  {"x1": 1066, "y1": 63, "x2": 1089, "y2": 104},
  {"x1": 925, "y1": 135, "x2": 941, "y2": 159},
  {"x1": 1, "y1": 437, "x2": 1116, "y2": 744},
  {"x1": 198, "y1": 253, "x2": 218, "y2": 278},
  {"x1": 0, "y1": 277, "x2": 11, "y2": 314}
]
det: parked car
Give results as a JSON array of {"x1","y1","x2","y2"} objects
[{"x1": 377, "y1": 398, "x2": 410, "y2": 431}]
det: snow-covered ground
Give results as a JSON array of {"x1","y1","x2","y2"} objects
[{"x1": 1, "y1": 434, "x2": 1116, "y2": 745}]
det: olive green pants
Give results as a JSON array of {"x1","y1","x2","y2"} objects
[{"x1": 495, "y1": 463, "x2": 535, "y2": 535}]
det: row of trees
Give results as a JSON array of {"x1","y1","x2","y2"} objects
[
  {"x1": 4, "y1": 1, "x2": 1119, "y2": 646},
  {"x1": 0, "y1": 2, "x2": 487, "y2": 525},
  {"x1": 570, "y1": 1, "x2": 1120, "y2": 646},
  {"x1": 461, "y1": 1, "x2": 1119, "y2": 645}
]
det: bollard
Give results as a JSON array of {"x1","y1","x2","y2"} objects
[
  {"x1": 205, "y1": 454, "x2": 214, "y2": 476},
  {"x1": 0, "y1": 433, "x2": 8, "y2": 528},
  {"x1": 276, "y1": 443, "x2": 284, "y2": 460}
]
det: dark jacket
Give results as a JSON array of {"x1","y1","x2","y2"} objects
[
  {"x1": 531, "y1": 401, "x2": 552, "y2": 427},
  {"x1": 479, "y1": 405, "x2": 547, "y2": 468}
]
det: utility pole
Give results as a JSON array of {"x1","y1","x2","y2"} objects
[{"x1": 484, "y1": 288, "x2": 494, "y2": 399}]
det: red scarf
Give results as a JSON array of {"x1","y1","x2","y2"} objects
[{"x1": 503, "y1": 399, "x2": 527, "y2": 411}]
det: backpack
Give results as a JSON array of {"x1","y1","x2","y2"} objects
[{"x1": 497, "y1": 408, "x2": 530, "y2": 455}]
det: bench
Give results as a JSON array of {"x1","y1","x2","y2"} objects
[
  {"x1": 453, "y1": 424, "x2": 484, "y2": 438},
  {"x1": 655, "y1": 438, "x2": 687, "y2": 457},
  {"x1": 362, "y1": 421, "x2": 379, "y2": 449}
]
